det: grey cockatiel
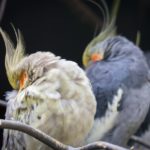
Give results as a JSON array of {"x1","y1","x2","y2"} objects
[
  {"x1": 0, "y1": 28, "x2": 96, "y2": 150},
  {"x1": 82, "y1": 0, "x2": 150, "y2": 148}
]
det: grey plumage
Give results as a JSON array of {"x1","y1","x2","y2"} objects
[
  {"x1": 82, "y1": 0, "x2": 150, "y2": 147},
  {"x1": 145, "y1": 52, "x2": 150, "y2": 68},
  {"x1": 84, "y1": 36, "x2": 150, "y2": 147}
]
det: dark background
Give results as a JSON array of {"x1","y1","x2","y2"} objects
[{"x1": 0, "y1": 0, "x2": 150, "y2": 148}]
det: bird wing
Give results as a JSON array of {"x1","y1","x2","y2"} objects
[
  {"x1": 84, "y1": 50, "x2": 150, "y2": 146},
  {"x1": 102, "y1": 83, "x2": 150, "y2": 146}
]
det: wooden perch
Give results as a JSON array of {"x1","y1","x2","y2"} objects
[
  {"x1": 73, "y1": 142, "x2": 128, "y2": 150},
  {"x1": 0, "y1": 119, "x2": 129, "y2": 150},
  {"x1": 0, "y1": 119, "x2": 68, "y2": 150},
  {"x1": 131, "y1": 135, "x2": 150, "y2": 149},
  {"x1": 0, "y1": 101, "x2": 150, "y2": 149},
  {"x1": 0, "y1": 99, "x2": 7, "y2": 107}
]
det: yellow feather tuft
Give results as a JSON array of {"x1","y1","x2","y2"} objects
[
  {"x1": 0, "y1": 27, "x2": 25, "y2": 89},
  {"x1": 82, "y1": 0, "x2": 120, "y2": 67},
  {"x1": 135, "y1": 31, "x2": 141, "y2": 46}
]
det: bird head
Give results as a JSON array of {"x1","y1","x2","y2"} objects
[
  {"x1": 82, "y1": 0, "x2": 120, "y2": 68},
  {"x1": 0, "y1": 28, "x2": 60, "y2": 91}
]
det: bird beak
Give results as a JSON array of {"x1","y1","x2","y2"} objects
[
  {"x1": 91, "y1": 53, "x2": 104, "y2": 62},
  {"x1": 19, "y1": 71, "x2": 28, "y2": 91}
]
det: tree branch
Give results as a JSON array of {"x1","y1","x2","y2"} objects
[
  {"x1": 73, "y1": 142, "x2": 128, "y2": 150},
  {"x1": 0, "y1": 119, "x2": 129, "y2": 150},
  {"x1": 0, "y1": 101, "x2": 150, "y2": 149},
  {"x1": 0, "y1": 99, "x2": 7, "y2": 107},
  {"x1": 0, "y1": 119, "x2": 68, "y2": 150},
  {"x1": 131, "y1": 135, "x2": 150, "y2": 149}
]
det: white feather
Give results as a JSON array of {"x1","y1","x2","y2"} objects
[{"x1": 85, "y1": 88, "x2": 123, "y2": 144}]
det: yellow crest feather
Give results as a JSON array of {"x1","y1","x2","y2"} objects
[
  {"x1": 0, "y1": 27, "x2": 25, "y2": 89},
  {"x1": 82, "y1": 0, "x2": 120, "y2": 67}
]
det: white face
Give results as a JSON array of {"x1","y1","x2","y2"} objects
[
  {"x1": 86, "y1": 40, "x2": 110, "y2": 66},
  {"x1": 14, "y1": 52, "x2": 60, "y2": 91}
]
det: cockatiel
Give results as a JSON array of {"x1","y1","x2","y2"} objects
[
  {"x1": 82, "y1": 0, "x2": 150, "y2": 148},
  {"x1": 0, "y1": 28, "x2": 97, "y2": 150}
]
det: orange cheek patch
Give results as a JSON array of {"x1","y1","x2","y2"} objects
[
  {"x1": 19, "y1": 71, "x2": 28, "y2": 90},
  {"x1": 91, "y1": 53, "x2": 103, "y2": 62}
]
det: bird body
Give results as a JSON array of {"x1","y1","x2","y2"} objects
[
  {"x1": 1, "y1": 28, "x2": 96, "y2": 149},
  {"x1": 82, "y1": 0, "x2": 150, "y2": 147},
  {"x1": 84, "y1": 36, "x2": 150, "y2": 146}
]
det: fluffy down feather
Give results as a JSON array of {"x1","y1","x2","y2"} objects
[{"x1": 1, "y1": 28, "x2": 96, "y2": 150}]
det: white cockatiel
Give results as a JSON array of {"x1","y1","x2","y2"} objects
[{"x1": 0, "y1": 28, "x2": 96, "y2": 150}]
